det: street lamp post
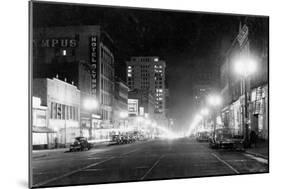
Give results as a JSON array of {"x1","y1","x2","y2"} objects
[
  {"x1": 200, "y1": 108, "x2": 209, "y2": 131},
  {"x1": 119, "y1": 111, "x2": 128, "y2": 130},
  {"x1": 207, "y1": 94, "x2": 222, "y2": 138},
  {"x1": 83, "y1": 98, "x2": 98, "y2": 140},
  {"x1": 234, "y1": 55, "x2": 257, "y2": 147}
]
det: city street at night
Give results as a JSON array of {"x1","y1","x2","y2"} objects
[
  {"x1": 32, "y1": 138, "x2": 268, "y2": 187},
  {"x1": 29, "y1": 2, "x2": 269, "y2": 188}
]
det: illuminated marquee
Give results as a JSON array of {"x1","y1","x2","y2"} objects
[
  {"x1": 128, "y1": 99, "x2": 138, "y2": 115},
  {"x1": 90, "y1": 35, "x2": 99, "y2": 97}
]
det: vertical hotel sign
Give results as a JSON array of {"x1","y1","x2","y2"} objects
[{"x1": 90, "y1": 35, "x2": 99, "y2": 98}]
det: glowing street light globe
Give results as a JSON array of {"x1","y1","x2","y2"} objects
[
  {"x1": 145, "y1": 119, "x2": 152, "y2": 125},
  {"x1": 83, "y1": 98, "x2": 98, "y2": 110},
  {"x1": 234, "y1": 55, "x2": 257, "y2": 77},
  {"x1": 136, "y1": 116, "x2": 144, "y2": 122},
  {"x1": 119, "y1": 111, "x2": 128, "y2": 119},
  {"x1": 207, "y1": 94, "x2": 222, "y2": 107},
  {"x1": 200, "y1": 108, "x2": 209, "y2": 116},
  {"x1": 194, "y1": 114, "x2": 203, "y2": 122}
]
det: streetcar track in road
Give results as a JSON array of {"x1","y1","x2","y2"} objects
[
  {"x1": 33, "y1": 147, "x2": 140, "y2": 186},
  {"x1": 33, "y1": 156, "x2": 116, "y2": 187},
  {"x1": 211, "y1": 153, "x2": 240, "y2": 174},
  {"x1": 140, "y1": 154, "x2": 165, "y2": 180},
  {"x1": 81, "y1": 168, "x2": 104, "y2": 172},
  {"x1": 86, "y1": 157, "x2": 104, "y2": 160},
  {"x1": 135, "y1": 166, "x2": 149, "y2": 169},
  {"x1": 121, "y1": 149, "x2": 139, "y2": 156}
]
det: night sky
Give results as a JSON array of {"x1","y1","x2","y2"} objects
[{"x1": 32, "y1": 2, "x2": 268, "y2": 131}]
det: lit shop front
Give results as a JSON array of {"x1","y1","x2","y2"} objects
[
  {"x1": 32, "y1": 97, "x2": 52, "y2": 150},
  {"x1": 250, "y1": 85, "x2": 268, "y2": 139}
]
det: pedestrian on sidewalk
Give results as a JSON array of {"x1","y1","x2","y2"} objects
[
  {"x1": 250, "y1": 130, "x2": 257, "y2": 148},
  {"x1": 55, "y1": 137, "x2": 58, "y2": 149}
]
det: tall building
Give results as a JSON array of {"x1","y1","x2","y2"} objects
[
  {"x1": 126, "y1": 57, "x2": 166, "y2": 117},
  {"x1": 33, "y1": 25, "x2": 115, "y2": 139},
  {"x1": 113, "y1": 78, "x2": 129, "y2": 129},
  {"x1": 128, "y1": 89, "x2": 155, "y2": 118},
  {"x1": 192, "y1": 59, "x2": 219, "y2": 107},
  {"x1": 193, "y1": 84, "x2": 213, "y2": 107}
]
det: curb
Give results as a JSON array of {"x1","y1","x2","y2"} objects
[{"x1": 244, "y1": 151, "x2": 268, "y2": 160}]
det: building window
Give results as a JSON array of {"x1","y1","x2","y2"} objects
[
  {"x1": 62, "y1": 105, "x2": 65, "y2": 119},
  {"x1": 62, "y1": 49, "x2": 67, "y2": 56},
  {"x1": 66, "y1": 105, "x2": 69, "y2": 120},
  {"x1": 51, "y1": 102, "x2": 56, "y2": 119}
]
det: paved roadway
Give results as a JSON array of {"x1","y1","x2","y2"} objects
[{"x1": 32, "y1": 138, "x2": 268, "y2": 188}]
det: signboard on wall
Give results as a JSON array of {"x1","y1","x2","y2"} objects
[
  {"x1": 128, "y1": 99, "x2": 138, "y2": 115},
  {"x1": 90, "y1": 35, "x2": 99, "y2": 98},
  {"x1": 39, "y1": 38, "x2": 78, "y2": 48}
]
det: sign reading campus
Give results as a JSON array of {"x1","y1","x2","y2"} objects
[{"x1": 39, "y1": 38, "x2": 78, "y2": 48}]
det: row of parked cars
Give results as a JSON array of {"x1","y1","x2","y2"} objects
[
  {"x1": 196, "y1": 129, "x2": 244, "y2": 150},
  {"x1": 111, "y1": 132, "x2": 147, "y2": 145},
  {"x1": 68, "y1": 132, "x2": 148, "y2": 152}
]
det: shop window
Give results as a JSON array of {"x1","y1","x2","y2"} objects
[
  {"x1": 51, "y1": 102, "x2": 56, "y2": 119},
  {"x1": 69, "y1": 106, "x2": 73, "y2": 120},
  {"x1": 57, "y1": 104, "x2": 62, "y2": 119},
  {"x1": 66, "y1": 105, "x2": 69, "y2": 120},
  {"x1": 62, "y1": 105, "x2": 65, "y2": 119}
]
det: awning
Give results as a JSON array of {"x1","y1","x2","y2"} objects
[{"x1": 32, "y1": 126, "x2": 56, "y2": 133}]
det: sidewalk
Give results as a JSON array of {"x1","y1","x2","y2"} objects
[
  {"x1": 245, "y1": 140, "x2": 269, "y2": 159},
  {"x1": 32, "y1": 148, "x2": 69, "y2": 159}
]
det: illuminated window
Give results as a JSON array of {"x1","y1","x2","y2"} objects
[
  {"x1": 154, "y1": 58, "x2": 159, "y2": 62},
  {"x1": 62, "y1": 50, "x2": 67, "y2": 56}
]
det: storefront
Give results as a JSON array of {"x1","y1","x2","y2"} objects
[
  {"x1": 250, "y1": 85, "x2": 268, "y2": 139},
  {"x1": 230, "y1": 98, "x2": 243, "y2": 136},
  {"x1": 32, "y1": 97, "x2": 55, "y2": 149}
]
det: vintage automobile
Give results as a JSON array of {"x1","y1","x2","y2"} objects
[
  {"x1": 209, "y1": 129, "x2": 244, "y2": 150},
  {"x1": 69, "y1": 137, "x2": 93, "y2": 152},
  {"x1": 196, "y1": 131, "x2": 210, "y2": 142}
]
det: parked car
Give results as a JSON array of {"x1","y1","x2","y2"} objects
[
  {"x1": 196, "y1": 131, "x2": 210, "y2": 142},
  {"x1": 112, "y1": 134, "x2": 123, "y2": 144},
  {"x1": 209, "y1": 129, "x2": 244, "y2": 150},
  {"x1": 69, "y1": 137, "x2": 92, "y2": 152}
]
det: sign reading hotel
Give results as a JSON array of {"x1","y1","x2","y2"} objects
[
  {"x1": 128, "y1": 99, "x2": 138, "y2": 116},
  {"x1": 90, "y1": 35, "x2": 99, "y2": 97}
]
